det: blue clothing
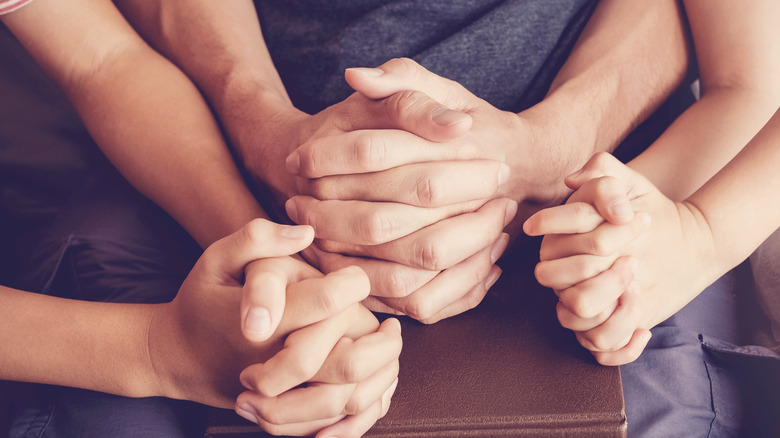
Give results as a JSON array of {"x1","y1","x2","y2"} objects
[{"x1": 8, "y1": 169, "x2": 206, "y2": 438}]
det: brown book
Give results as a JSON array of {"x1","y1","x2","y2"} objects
[{"x1": 206, "y1": 248, "x2": 626, "y2": 437}]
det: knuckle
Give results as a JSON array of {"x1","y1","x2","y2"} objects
[
  {"x1": 314, "y1": 286, "x2": 339, "y2": 315},
  {"x1": 571, "y1": 202, "x2": 593, "y2": 222},
  {"x1": 345, "y1": 394, "x2": 372, "y2": 416},
  {"x1": 387, "y1": 268, "x2": 414, "y2": 298},
  {"x1": 568, "y1": 293, "x2": 597, "y2": 320},
  {"x1": 384, "y1": 89, "x2": 422, "y2": 121},
  {"x1": 586, "y1": 233, "x2": 612, "y2": 256},
  {"x1": 242, "y1": 219, "x2": 267, "y2": 247},
  {"x1": 414, "y1": 174, "x2": 442, "y2": 206},
  {"x1": 573, "y1": 257, "x2": 599, "y2": 280},
  {"x1": 362, "y1": 210, "x2": 395, "y2": 244},
  {"x1": 259, "y1": 421, "x2": 285, "y2": 435},
  {"x1": 286, "y1": 354, "x2": 319, "y2": 384},
  {"x1": 307, "y1": 177, "x2": 336, "y2": 200},
  {"x1": 386, "y1": 57, "x2": 418, "y2": 75},
  {"x1": 338, "y1": 355, "x2": 363, "y2": 383},
  {"x1": 354, "y1": 132, "x2": 385, "y2": 171},
  {"x1": 590, "y1": 151, "x2": 613, "y2": 169},
  {"x1": 256, "y1": 405, "x2": 285, "y2": 427},
  {"x1": 587, "y1": 332, "x2": 612, "y2": 352},
  {"x1": 411, "y1": 239, "x2": 443, "y2": 271},
  {"x1": 405, "y1": 297, "x2": 435, "y2": 323}
]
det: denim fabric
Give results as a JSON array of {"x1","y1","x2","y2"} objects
[
  {"x1": 621, "y1": 271, "x2": 780, "y2": 437},
  {"x1": 8, "y1": 169, "x2": 206, "y2": 438}
]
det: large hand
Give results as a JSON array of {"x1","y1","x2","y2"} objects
[
  {"x1": 147, "y1": 219, "x2": 401, "y2": 436},
  {"x1": 284, "y1": 59, "x2": 542, "y2": 321},
  {"x1": 524, "y1": 153, "x2": 715, "y2": 365},
  {"x1": 231, "y1": 82, "x2": 483, "y2": 220}
]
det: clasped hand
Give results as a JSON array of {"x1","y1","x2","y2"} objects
[
  {"x1": 147, "y1": 219, "x2": 402, "y2": 437},
  {"x1": 524, "y1": 153, "x2": 717, "y2": 365},
  {"x1": 243, "y1": 58, "x2": 539, "y2": 323}
]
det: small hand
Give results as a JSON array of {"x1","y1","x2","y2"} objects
[
  {"x1": 148, "y1": 219, "x2": 401, "y2": 435},
  {"x1": 524, "y1": 153, "x2": 715, "y2": 365}
]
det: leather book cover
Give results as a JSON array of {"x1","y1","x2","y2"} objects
[{"x1": 206, "y1": 247, "x2": 627, "y2": 437}]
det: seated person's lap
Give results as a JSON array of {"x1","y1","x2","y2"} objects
[{"x1": 8, "y1": 168, "x2": 206, "y2": 438}]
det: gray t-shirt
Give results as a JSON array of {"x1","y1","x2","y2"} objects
[{"x1": 257, "y1": 0, "x2": 596, "y2": 114}]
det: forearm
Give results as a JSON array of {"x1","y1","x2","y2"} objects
[
  {"x1": 115, "y1": 1, "x2": 302, "y2": 184},
  {"x1": 3, "y1": 0, "x2": 265, "y2": 247},
  {"x1": 526, "y1": 0, "x2": 690, "y2": 175},
  {"x1": 629, "y1": 0, "x2": 780, "y2": 200},
  {"x1": 0, "y1": 286, "x2": 159, "y2": 398},
  {"x1": 63, "y1": 46, "x2": 267, "y2": 246},
  {"x1": 688, "y1": 109, "x2": 780, "y2": 281},
  {"x1": 629, "y1": 89, "x2": 778, "y2": 200}
]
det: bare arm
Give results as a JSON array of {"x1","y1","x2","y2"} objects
[
  {"x1": 114, "y1": 0, "x2": 302, "y2": 206},
  {"x1": 519, "y1": 0, "x2": 692, "y2": 205},
  {"x1": 1, "y1": 0, "x2": 265, "y2": 247},
  {"x1": 0, "y1": 219, "x2": 401, "y2": 436},
  {"x1": 629, "y1": 0, "x2": 780, "y2": 200}
]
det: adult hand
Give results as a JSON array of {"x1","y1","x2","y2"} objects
[
  {"x1": 524, "y1": 153, "x2": 716, "y2": 365},
  {"x1": 285, "y1": 58, "x2": 545, "y2": 321},
  {"x1": 147, "y1": 219, "x2": 402, "y2": 436}
]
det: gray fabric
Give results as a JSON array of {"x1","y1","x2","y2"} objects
[{"x1": 256, "y1": 0, "x2": 596, "y2": 114}]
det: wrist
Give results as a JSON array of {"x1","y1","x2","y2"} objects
[
  {"x1": 510, "y1": 103, "x2": 596, "y2": 206},
  {"x1": 144, "y1": 303, "x2": 183, "y2": 401},
  {"x1": 676, "y1": 200, "x2": 721, "y2": 290}
]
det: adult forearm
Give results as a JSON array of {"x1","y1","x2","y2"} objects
[
  {"x1": 115, "y1": 0, "x2": 297, "y2": 156},
  {"x1": 62, "y1": 46, "x2": 267, "y2": 246},
  {"x1": 530, "y1": 0, "x2": 691, "y2": 170},
  {"x1": 0, "y1": 286, "x2": 159, "y2": 398},
  {"x1": 3, "y1": 0, "x2": 265, "y2": 247}
]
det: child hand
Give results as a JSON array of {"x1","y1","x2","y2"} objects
[
  {"x1": 524, "y1": 153, "x2": 716, "y2": 365},
  {"x1": 147, "y1": 219, "x2": 402, "y2": 436}
]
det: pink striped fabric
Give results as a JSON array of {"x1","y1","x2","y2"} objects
[{"x1": 0, "y1": 0, "x2": 34, "y2": 15}]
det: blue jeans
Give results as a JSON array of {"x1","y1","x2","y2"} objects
[
  {"x1": 8, "y1": 169, "x2": 206, "y2": 438},
  {"x1": 621, "y1": 270, "x2": 780, "y2": 437}
]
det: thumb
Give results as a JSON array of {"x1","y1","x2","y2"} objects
[
  {"x1": 202, "y1": 218, "x2": 314, "y2": 282},
  {"x1": 346, "y1": 58, "x2": 472, "y2": 142},
  {"x1": 199, "y1": 219, "x2": 314, "y2": 342}
]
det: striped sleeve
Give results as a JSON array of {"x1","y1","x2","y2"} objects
[{"x1": 0, "y1": 0, "x2": 34, "y2": 15}]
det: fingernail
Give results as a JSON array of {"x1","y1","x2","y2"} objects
[
  {"x1": 504, "y1": 200, "x2": 518, "y2": 227},
  {"x1": 485, "y1": 268, "x2": 502, "y2": 289},
  {"x1": 280, "y1": 224, "x2": 310, "y2": 240},
  {"x1": 491, "y1": 233, "x2": 509, "y2": 263},
  {"x1": 285, "y1": 198, "x2": 298, "y2": 223},
  {"x1": 349, "y1": 67, "x2": 384, "y2": 77},
  {"x1": 236, "y1": 403, "x2": 259, "y2": 424},
  {"x1": 497, "y1": 163, "x2": 510, "y2": 187},
  {"x1": 389, "y1": 317, "x2": 402, "y2": 334},
  {"x1": 431, "y1": 107, "x2": 470, "y2": 126},
  {"x1": 285, "y1": 151, "x2": 300, "y2": 174},
  {"x1": 641, "y1": 330, "x2": 653, "y2": 345},
  {"x1": 610, "y1": 199, "x2": 633, "y2": 221},
  {"x1": 245, "y1": 307, "x2": 271, "y2": 336}
]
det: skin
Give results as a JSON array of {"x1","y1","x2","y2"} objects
[
  {"x1": 1, "y1": 1, "x2": 401, "y2": 435},
  {"x1": 523, "y1": 0, "x2": 780, "y2": 365},
  {"x1": 113, "y1": 0, "x2": 691, "y2": 323},
  {"x1": 0, "y1": 219, "x2": 402, "y2": 436}
]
